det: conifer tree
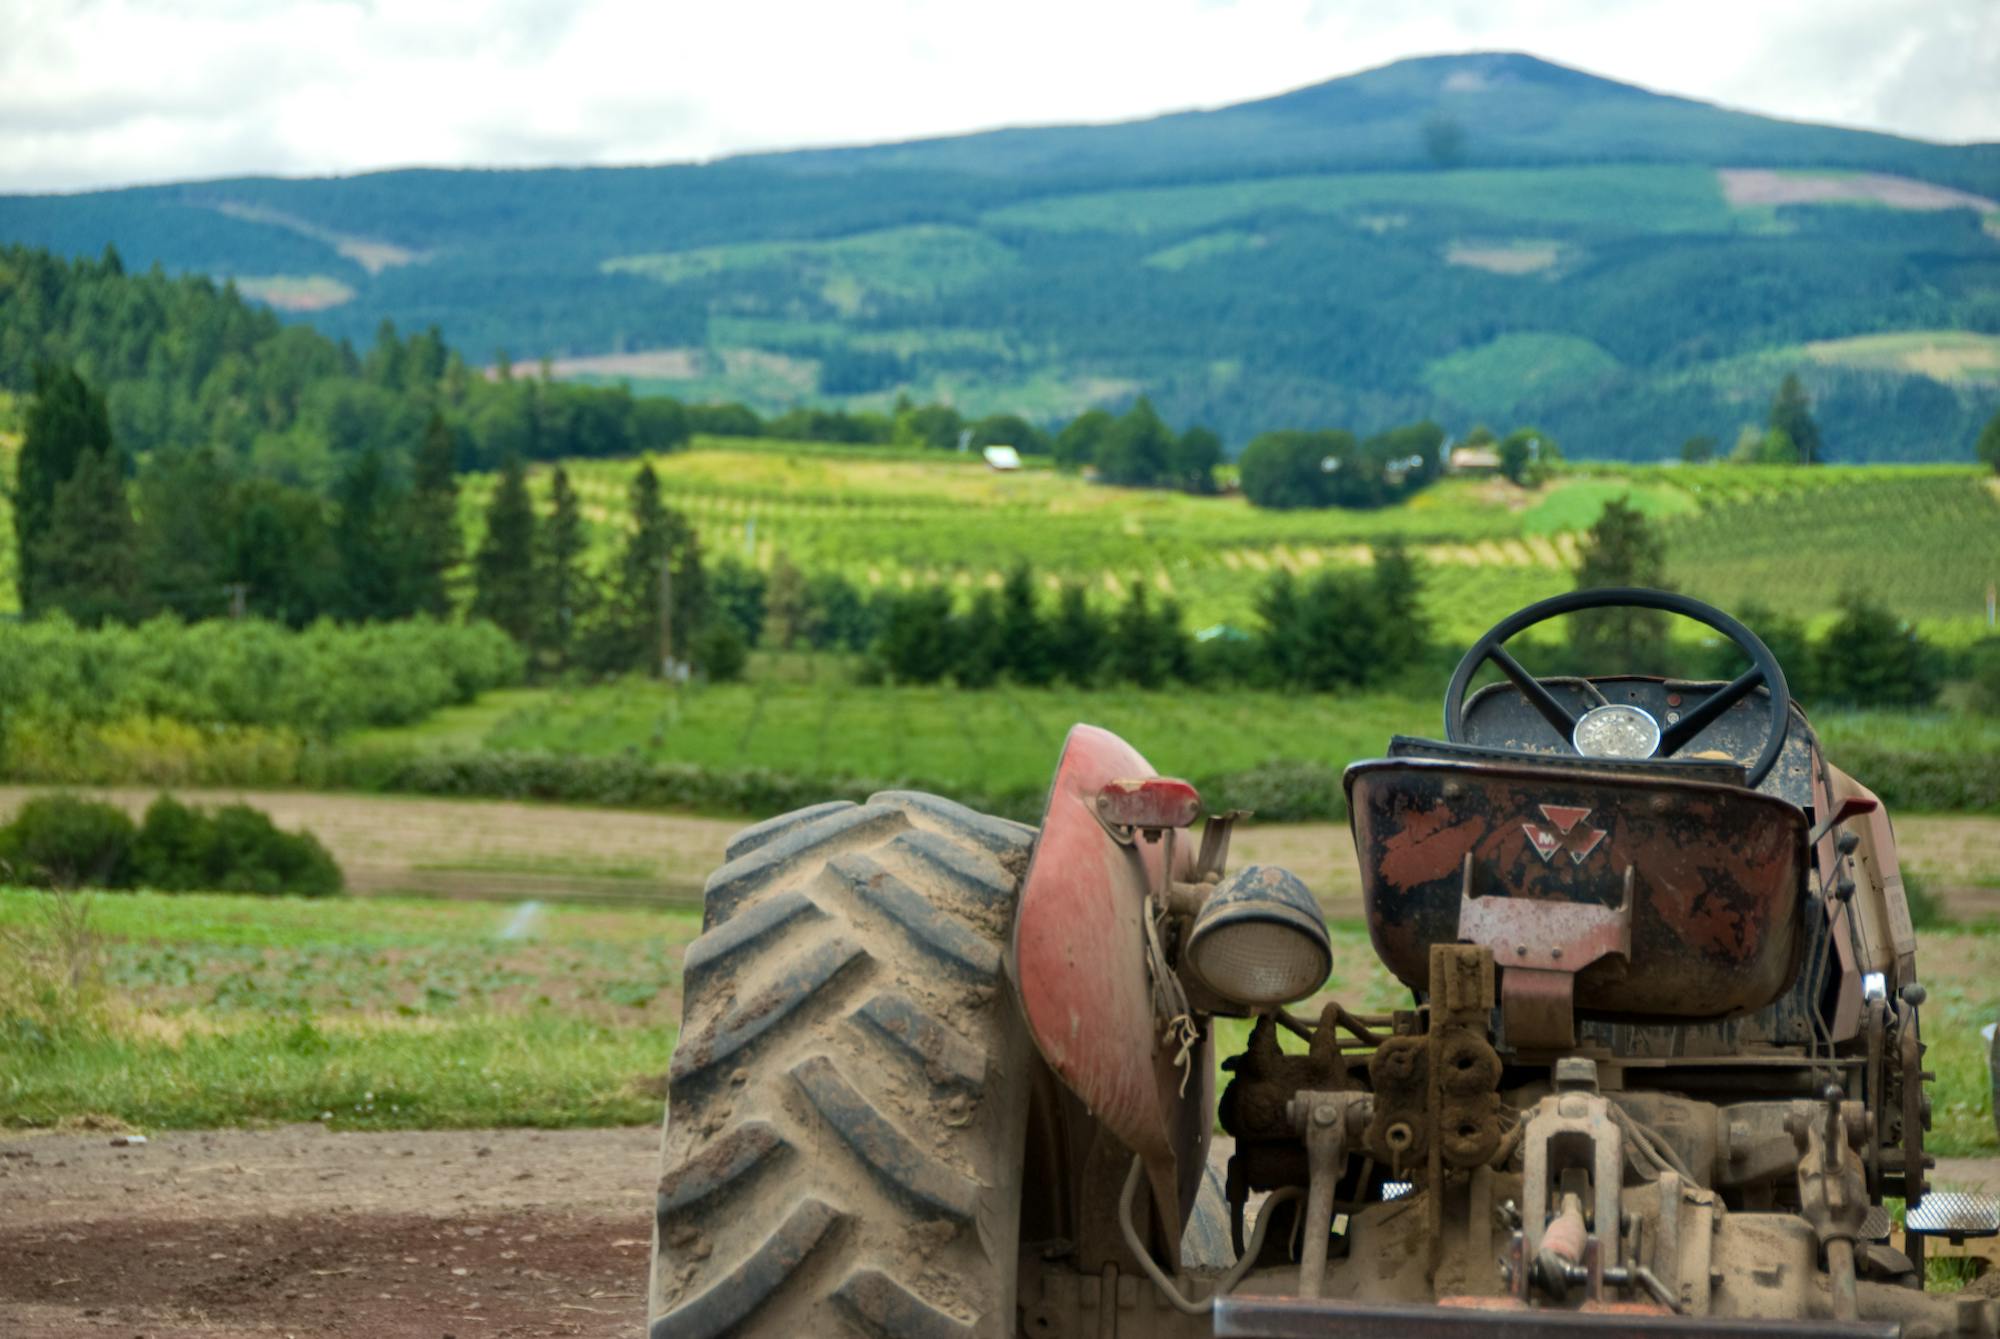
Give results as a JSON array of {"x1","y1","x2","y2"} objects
[
  {"x1": 997, "y1": 563, "x2": 1051, "y2": 685},
  {"x1": 471, "y1": 453, "x2": 538, "y2": 643},
  {"x1": 34, "y1": 439, "x2": 138, "y2": 626},
  {"x1": 1048, "y1": 583, "x2": 1105, "y2": 685},
  {"x1": 332, "y1": 447, "x2": 413, "y2": 621},
  {"x1": 15, "y1": 363, "x2": 116, "y2": 615},
  {"x1": 135, "y1": 447, "x2": 232, "y2": 618},
  {"x1": 583, "y1": 464, "x2": 704, "y2": 675},
  {"x1": 535, "y1": 466, "x2": 589, "y2": 671},
  {"x1": 1569, "y1": 497, "x2": 1670, "y2": 670},
  {"x1": 407, "y1": 413, "x2": 462, "y2": 618},
  {"x1": 1769, "y1": 374, "x2": 1821, "y2": 465},
  {"x1": 953, "y1": 589, "x2": 1005, "y2": 688}
]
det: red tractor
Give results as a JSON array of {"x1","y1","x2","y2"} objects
[{"x1": 648, "y1": 590, "x2": 1998, "y2": 1337}]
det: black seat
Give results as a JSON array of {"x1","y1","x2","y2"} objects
[{"x1": 1385, "y1": 735, "x2": 1750, "y2": 789}]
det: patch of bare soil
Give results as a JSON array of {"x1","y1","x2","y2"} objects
[
  {"x1": 1719, "y1": 168, "x2": 1999, "y2": 213},
  {"x1": 0, "y1": 1126, "x2": 659, "y2": 1338}
]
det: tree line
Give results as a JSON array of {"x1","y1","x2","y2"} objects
[{"x1": 697, "y1": 546, "x2": 1431, "y2": 693}]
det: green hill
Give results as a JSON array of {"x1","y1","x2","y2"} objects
[
  {"x1": 3, "y1": 52, "x2": 1998, "y2": 459},
  {"x1": 452, "y1": 440, "x2": 2000, "y2": 644}
]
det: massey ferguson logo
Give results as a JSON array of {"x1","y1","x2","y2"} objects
[{"x1": 1523, "y1": 804, "x2": 1608, "y2": 865}]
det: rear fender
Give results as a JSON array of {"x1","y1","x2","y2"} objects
[{"x1": 1010, "y1": 724, "x2": 1211, "y2": 1238}]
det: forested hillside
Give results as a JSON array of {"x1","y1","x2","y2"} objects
[{"x1": 3, "y1": 53, "x2": 1998, "y2": 458}]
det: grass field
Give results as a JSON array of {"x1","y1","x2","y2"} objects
[
  {"x1": 374, "y1": 668, "x2": 2000, "y2": 814},
  {"x1": 457, "y1": 441, "x2": 2000, "y2": 641},
  {"x1": 3, "y1": 888, "x2": 1991, "y2": 1156}
]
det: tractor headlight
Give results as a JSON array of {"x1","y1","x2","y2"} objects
[{"x1": 1186, "y1": 865, "x2": 1331, "y2": 1008}]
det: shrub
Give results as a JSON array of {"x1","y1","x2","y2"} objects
[
  {"x1": 0, "y1": 793, "x2": 343, "y2": 895},
  {"x1": 0, "y1": 795, "x2": 136, "y2": 889},
  {"x1": 1814, "y1": 598, "x2": 1939, "y2": 708},
  {"x1": 1968, "y1": 639, "x2": 2000, "y2": 717}
]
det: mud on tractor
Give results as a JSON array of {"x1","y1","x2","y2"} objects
[{"x1": 648, "y1": 590, "x2": 2000, "y2": 1338}]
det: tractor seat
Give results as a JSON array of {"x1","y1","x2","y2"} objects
[{"x1": 1344, "y1": 750, "x2": 1808, "y2": 1024}]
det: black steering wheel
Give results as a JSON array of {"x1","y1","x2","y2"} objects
[{"x1": 1443, "y1": 588, "x2": 1793, "y2": 787}]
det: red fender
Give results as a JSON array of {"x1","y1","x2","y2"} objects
[{"x1": 1010, "y1": 724, "x2": 1212, "y2": 1236}]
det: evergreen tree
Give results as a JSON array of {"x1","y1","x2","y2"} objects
[
  {"x1": 331, "y1": 447, "x2": 415, "y2": 621},
  {"x1": 805, "y1": 571, "x2": 871, "y2": 651},
  {"x1": 15, "y1": 363, "x2": 116, "y2": 615},
  {"x1": 997, "y1": 563, "x2": 1051, "y2": 685},
  {"x1": 535, "y1": 465, "x2": 590, "y2": 671},
  {"x1": 954, "y1": 589, "x2": 1006, "y2": 688},
  {"x1": 134, "y1": 447, "x2": 232, "y2": 618},
  {"x1": 471, "y1": 453, "x2": 538, "y2": 644},
  {"x1": 875, "y1": 587, "x2": 955, "y2": 683},
  {"x1": 33, "y1": 439, "x2": 138, "y2": 626},
  {"x1": 1053, "y1": 409, "x2": 1114, "y2": 469},
  {"x1": 1048, "y1": 584, "x2": 1105, "y2": 685},
  {"x1": 1168, "y1": 425, "x2": 1222, "y2": 494},
  {"x1": 1371, "y1": 537, "x2": 1428, "y2": 672},
  {"x1": 1109, "y1": 583, "x2": 1172, "y2": 687},
  {"x1": 1815, "y1": 597, "x2": 1937, "y2": 707},
  {"x1": 1977, "y1": 407, "x2": 2000, "y2": 475},
  {"x1": 221, "y1": 478, "x2": 339, "y2": 627},
  {"x1": 1569, "y1": 497, "x2": 1670, "y2": 670},
  {"x1": 1769, "y1": 374, "x2": 1821, "y2": 465},
  {"x1": 407, "y1": 413, "x2": 462, "y2": 618},
  {"x1": 582, "y1": 463, "x2": 704, "y2": 675},
  {"x1": 1256, "y1": 570, "x2": 1305, "y2": 685}
]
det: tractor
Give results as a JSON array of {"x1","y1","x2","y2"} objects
[{"x1": 648, "y1": 589, "x2": 1999, "y2": 1337}]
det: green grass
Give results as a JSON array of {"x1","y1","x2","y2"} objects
[
  {"x1": 0, "y1": 889, "x2": 692, "y2": 1130},
  {"x1": 475, "y1": 679, "x2": 1433, "y2": 794},
  {"x1": 3, "y1": 889, "x2": 1989, "y2": 1155},
  {"x1": 397, "y1": 676, "x2": 2000, "y2": 814},
  {"x1": 984, "y1": 164, "x2": 1763, "y2": 236}
]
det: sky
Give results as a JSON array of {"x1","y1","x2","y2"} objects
[{"x1": 3, "y1": 0, "x2": 1996, "y2": 195}]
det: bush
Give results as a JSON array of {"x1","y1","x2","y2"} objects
[
  {"x1": 0, "y1": 794, "x2": 136, "y2": 888},
  {"x1": 0, "y1": 793, "x2": 343, "y2": 895},
  {"x1": 1968, "y1": 639, "x2": 2000, "y2": 717},
  {"x1": 1814, "y1": 597, "x2": 1939, "y2": 708}
]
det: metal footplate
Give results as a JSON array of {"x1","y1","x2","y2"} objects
[
  {"x1": 1905, "y1": 1190, "x2": 2000, "y2": 1244},
  {"x1": 1213, "y1": 1297, "x2": 1898, "y2": 1338}
]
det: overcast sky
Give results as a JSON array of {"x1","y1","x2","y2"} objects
[{"x1": 3, "y1": 0, "x2": 1996, "y2": 195}]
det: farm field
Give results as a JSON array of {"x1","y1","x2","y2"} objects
[
  {"x1": 457, "y1": 441, "x2": 2000, "y2": 640},
  {"x1": 370, "y1": 673, "x2": 2000, "y2": 821},
  {"x1": 2, "y1": 887, "x2": 1993, "y2": 1157}
]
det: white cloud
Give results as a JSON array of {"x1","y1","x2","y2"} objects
[{"x1": 1, "y1": 0, "x2": 1993, "y2": 193}]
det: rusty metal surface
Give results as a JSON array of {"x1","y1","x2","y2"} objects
[
  {"x1": 1011, "y1": 723, "x2": 1202, "y2": 1239},
  {"x1": 1346, "y1": 759, "x2": 1807, "y2": 1019},
  {"x1": 1095, "y1": 776, "x2": 1202, "y2": 831},
  {"x1": 1212, "y1": 1295, "x2": 1899, "y2": 1338}
]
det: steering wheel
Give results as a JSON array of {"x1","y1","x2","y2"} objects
[{"x1": 1442, "y1": 588, "x2": 1793, "y2": 787}]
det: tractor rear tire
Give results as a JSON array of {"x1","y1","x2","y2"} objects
[{"x1": 649, "y1": 790, "x2": 1038, "y2": 1339}]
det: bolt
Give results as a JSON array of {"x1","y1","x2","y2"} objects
[
  {"x1": 1315, "y1": 1103, "x2": 1338, "y2": 1128},
  {"x1": 1551, "y1": 947, "x2": 1563, "y2": 960},
  {"x1": 1516, "y1": 945, "x2": 1528, "y2": 957},
  {"x1": 1900, "y1": 983, "x2": 1927, "y2": 1007},
  {"x1": 1833, "y1": 876, "x2": 1856, "y2": 901}
]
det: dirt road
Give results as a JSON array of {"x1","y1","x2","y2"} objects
[
  {"x1": 3, "y1": 788, "x2": 1997, "y2": 918},
  {"x1": 3, "y1": 1125, "x2": 1996, "y2": 1338},
  {"x1": 0, "y1": 1125, "x2": 661, "y2": 1338}
]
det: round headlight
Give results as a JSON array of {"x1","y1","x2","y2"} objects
[
  {"x1": 1571, "y1": 703, "x2": 1661, "y2": 760},
  {"x1": 1186, "y1": 865, "x2": 1331, "y2": 1008}
]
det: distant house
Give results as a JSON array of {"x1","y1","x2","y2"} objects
[
  {"x1": 982, "y1": 445, "x2": 1022, "y2": 471},
  {"x1": 1447, "y1": 445, "x2": 1502, "y2": 476}
]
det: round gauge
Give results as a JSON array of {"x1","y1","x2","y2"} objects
[{"x1": 1571, "y1": 703, "x2": 1662, "y2": 760}]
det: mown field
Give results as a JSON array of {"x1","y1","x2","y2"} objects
[
  {"x1": 3, "y1": 888, "x2": 1992, "y2": 1157},
  {"x1": 458, "y1": 441, "x2": 2000, "y2": 641}
]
